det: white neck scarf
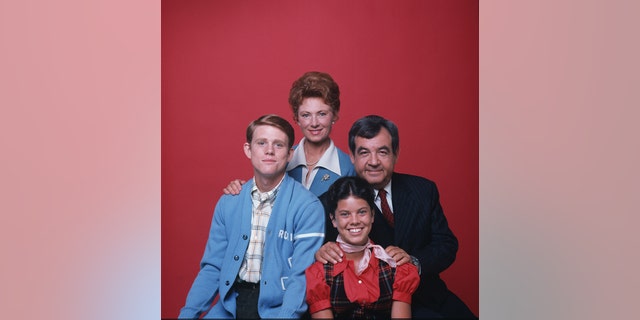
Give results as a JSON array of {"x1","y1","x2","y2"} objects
[{"x1": 336, "y1": 235, "x2": 397, "y2": 275}]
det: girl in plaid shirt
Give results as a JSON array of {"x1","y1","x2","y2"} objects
[{"x1": 305, "y1": 176, "x2": 419, "y2": 319}]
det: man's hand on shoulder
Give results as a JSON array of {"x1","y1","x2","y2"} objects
[{"x1": 385, "y1": 245, "x2": 412, "y2": 266}]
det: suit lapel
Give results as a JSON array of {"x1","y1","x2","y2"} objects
[{"x1": 390, "y1": 174, "x2": 414, "y2": 245}]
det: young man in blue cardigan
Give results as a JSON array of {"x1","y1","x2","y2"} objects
[{"x1": 179, "y1": 114, "x2": 325, "y2": 319}]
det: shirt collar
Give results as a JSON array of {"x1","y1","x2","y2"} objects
[
  {"x1": 374, "y1": 180, "x2": 393, "y2": 200},
  {"x1": 331, "y1": 247, "x2": 380, "y2": 277},
  {"x1": 286, "y1": 138, "x2": 342, "y2": 176},
  {"x1": 250, "y1": 175, "x2": 284, "y2": 202}
]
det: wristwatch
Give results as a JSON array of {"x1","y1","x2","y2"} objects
[{"x1": 410, "y1": 255, "x2": 422, "y2": 275}]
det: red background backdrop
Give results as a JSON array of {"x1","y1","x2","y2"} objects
[{"x1": 161, "y1": 0, "x2": 478, "y2": 318}]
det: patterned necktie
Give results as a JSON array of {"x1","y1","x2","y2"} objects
[{"x1": 378, "y1": 189, "x2": 395, "y2": 228}]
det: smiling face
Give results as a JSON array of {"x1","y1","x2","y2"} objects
[
  {"x1": 350, "y1": 127, "x2": 398, "y2": 190},
  {"x1": 331, "y1": 195, "x2": 374, "y2": 246},
  {"x1": 244, "y1": 124, "x2": 293, "y2": 181},
  {"x1": 296, "y1": 97, "x2": 338, "y2": 145}
]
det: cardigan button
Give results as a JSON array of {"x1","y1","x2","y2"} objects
[
  {"x1": 234, "y1": 255, "x2": 239, "y2": 261},
  {"x1": 225, "y1": 280, "x2": 230, "y2": 286},
  {"x1": 242, "y1": 234, "x2": 248, "y2": 240}
]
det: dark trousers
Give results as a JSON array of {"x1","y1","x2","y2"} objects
[
  {"x1": 235, "y1": 281, "x2": 260, "y2": 319},
  {"x1": 413, "y1": 290, "x2": 478, "y2": 319}
]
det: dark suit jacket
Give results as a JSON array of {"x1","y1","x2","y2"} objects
[{"x1": 321, "y1": 172, "x2": 458, "y2": 309}]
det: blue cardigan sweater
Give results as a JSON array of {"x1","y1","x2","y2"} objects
[{"x1": 179, "y1": 175, "x2": 325, "y2": 319}]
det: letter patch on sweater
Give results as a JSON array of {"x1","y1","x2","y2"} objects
[{"x1": 278, "y1": 229, "x2": 293, "y2": 241}]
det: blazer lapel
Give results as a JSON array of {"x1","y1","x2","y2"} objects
[
  {"x1": 287, "y1": 166, "x2": 303, "y2": 182},
  {"x1": 309, "y1": 168, "x2": 338, "y2": 195},
  {"x1": 390, "y1": 174, "x2": 414, "y2": 245}
]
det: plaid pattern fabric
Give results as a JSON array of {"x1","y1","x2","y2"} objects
[
  {"x1": 238, "y1": 186, "x2": 278, "y2": 283},
  {"x1": 323, "y1": 260, "x2": 396, "y2": 319}
]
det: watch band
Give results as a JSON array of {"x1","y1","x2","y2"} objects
[{"x1": 410, "y1": 255, "x2": 422, "y2": 275}]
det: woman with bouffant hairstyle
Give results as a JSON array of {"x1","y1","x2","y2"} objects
[
  {"x1": 224, "y1": 71, "x2": 355, "y2": 196},
  {"x1": 284, "y1": 71, "x2": 355, "y2": 196}
]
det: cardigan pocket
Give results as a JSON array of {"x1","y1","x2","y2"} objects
[{"x1": 280, "y1": 276, "x2": 289, "y2": 290}]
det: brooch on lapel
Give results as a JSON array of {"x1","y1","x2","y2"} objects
[{"x1": 321, "y1": 174, "x2": 330, "y2": 182}]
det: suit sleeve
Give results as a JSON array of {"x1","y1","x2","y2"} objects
[
  {"x1": 178, "y1": 197, "x2": 228, "y2": 319},
  {"x1": 413, "y1": 182, "x2": 458, "y2": 276}
]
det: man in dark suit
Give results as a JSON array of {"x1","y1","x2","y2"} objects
[{"x1": 315, "y1": 115, "x2": 476, "y2": 319}]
